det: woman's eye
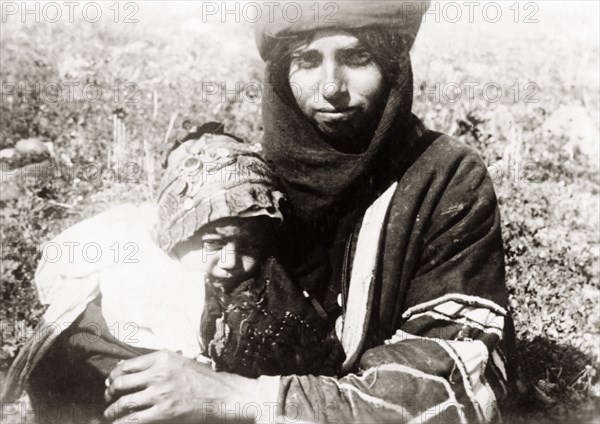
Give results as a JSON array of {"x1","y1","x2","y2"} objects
[
  {"x1": 291, "y1": 51, "x2": 321, "y2": 69},
  {"x1": 341, "y1": 49, "x2": 372, "y2": 67}
]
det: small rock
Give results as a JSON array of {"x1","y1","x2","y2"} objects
[
  {"x1": 15, "y1": 138, "x2": 48, "y2": 157},
  {"x1": 0, "y1": 148, "x2": 15, "y2": 160}
]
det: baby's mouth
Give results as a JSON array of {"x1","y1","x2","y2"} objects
[{"x1": 208, "y1": 272, "x2": 248, "y2": 290}]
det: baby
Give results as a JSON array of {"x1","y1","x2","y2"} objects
[
  {"x1": 98, "y1": 129, "x2": 288, "y2": 360},
  {"x1": 2, "y1": 126, "x2": 342, "y2": 423}
]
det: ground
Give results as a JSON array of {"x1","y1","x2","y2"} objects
[{"x1": 0, "y1": 2, "x2": 598, "y2": 423}]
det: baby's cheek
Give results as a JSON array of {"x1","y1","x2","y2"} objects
[
  {"x1": 241, "y1": 255, "x2": 259, "y2": 274},
  {"x1": 180, "y1": 249, "x2": 214, "y2": 273}
]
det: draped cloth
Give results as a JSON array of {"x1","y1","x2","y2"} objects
[
  {"x1": 25, "y1": 297, "x2": 152, "y2": 424},
  {"x1": 254, "y1": 1, "x2": 430, "y2": 61},
  {"x1": 252, "y1": 2, "x2": 520, "y2": 423}
]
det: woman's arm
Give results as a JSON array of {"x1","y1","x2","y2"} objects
[{"x1": 262, "y1": 321, "x2": 508, "y2": 424}]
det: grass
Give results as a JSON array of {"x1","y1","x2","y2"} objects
[{"x1": 1, "y1": 2, "x2": 598, "y2": 423}]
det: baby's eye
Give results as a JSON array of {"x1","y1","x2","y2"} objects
[
  {"x1": 203, "y1": 240, "x2": 226, "y2": 252},
  {"x1": 340, "y1": 49, "x2": 373, "y2": 67}
]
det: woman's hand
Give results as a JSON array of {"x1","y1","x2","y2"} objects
[{"x1": 103, "y1": 350, "x2": 258, "y2": 423}]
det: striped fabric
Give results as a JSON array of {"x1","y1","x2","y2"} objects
[{"x1": 264, "y1": 293, "x2": 508, "y2": 424}]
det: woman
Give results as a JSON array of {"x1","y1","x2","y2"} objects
[{"x1": 103, "y1": 2, "x2": 518, "y2": 423}]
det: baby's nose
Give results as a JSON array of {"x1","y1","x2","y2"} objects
[{"x1": 220, "y1": 242, "x2": 240, "y2": 269}]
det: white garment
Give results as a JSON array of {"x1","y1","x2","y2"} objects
[{"x1": 35, "y1": 202, "x2": 205, "y2": 358}]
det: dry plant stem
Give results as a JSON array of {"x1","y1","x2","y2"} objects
[{"x1": 164, "y1": 112, "x2": 178, "y2": 146}]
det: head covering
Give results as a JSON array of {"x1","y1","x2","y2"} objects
[
  {"x1": 156, "y1": 131, "x2": 284, "y2": 252},
  {"x1": 255, "y1": 1, "x2": 430, "y2": 226},
  {"x1": 254, "y1": 1, "x2": 430, "y2": 61}
]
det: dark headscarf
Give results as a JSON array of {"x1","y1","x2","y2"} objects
[{"x1": 255, "y1": 1, "x2": 431, "y2": 226}]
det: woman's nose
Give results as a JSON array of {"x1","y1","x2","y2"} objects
[
  {"x1": 219, "y1": 242, "x2": 240, "y2": 270},
  {"x1": 321, "y1": 60, "x2": 348, "y2": 103}
]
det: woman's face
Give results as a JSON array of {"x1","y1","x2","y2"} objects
[{"x1": 288, "y1": 31, "x2": 387, "y2": 151}]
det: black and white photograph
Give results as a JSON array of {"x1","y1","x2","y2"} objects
[{"x1": 0, "y1": 1, "x2": 599, "y2": 423}]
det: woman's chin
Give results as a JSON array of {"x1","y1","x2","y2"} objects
[
  {"x1": 318, "y1": 121, "x2": 350, "y2": 139},
  {"x1": 317, "y1": 123, "x2": 370, "y2": 153}
]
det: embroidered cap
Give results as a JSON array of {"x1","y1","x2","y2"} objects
[{"x1": 156, "y1": 132, "x2": 284, "y2": 252}]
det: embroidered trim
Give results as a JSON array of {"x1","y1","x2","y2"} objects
[{"x1": 402, "y1": 294, "x2": 508, "y2": 321}]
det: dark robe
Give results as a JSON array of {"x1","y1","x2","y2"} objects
[{"x1": 267, "y1": 122, "x2": 518, "y2": 423}]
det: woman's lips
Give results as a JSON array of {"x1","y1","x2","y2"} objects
[{"x1": 315, "y1": 108, "x2": 358, "y2": 122}]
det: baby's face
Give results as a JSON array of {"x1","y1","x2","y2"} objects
[{"x1": 172, "y1": 217, "x2": 270, "y2": 289}]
